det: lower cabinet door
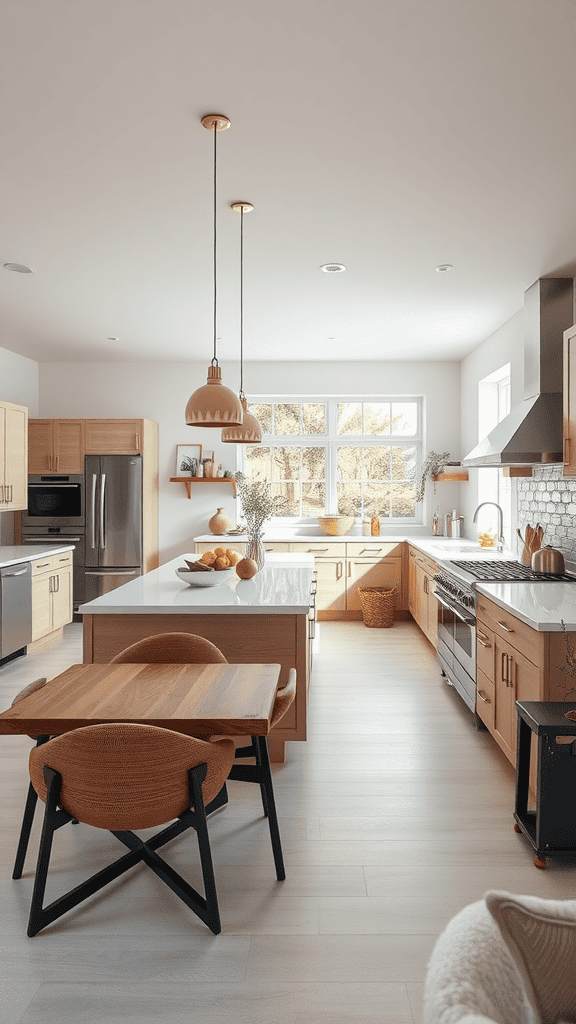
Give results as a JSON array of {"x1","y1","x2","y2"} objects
[
  {"x1": 476, "y1": 667, "x2": 495, "y2": 731},
  {"x1": 314, "y1": 558, "x2": 346, "y2": 612},
  {"x1": 31, "y1": 575, "x2": 52, "y2": 641},
  {"x1": 52, "y1": 567, "x2": 73, "y2": 630},
  {"x1": 346, "y1": 558, "x2": 402, "y2": 612}
]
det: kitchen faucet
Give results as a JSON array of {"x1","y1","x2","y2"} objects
[{"x1": 472, "y1": 502, "x2": 505, "y2": 551}]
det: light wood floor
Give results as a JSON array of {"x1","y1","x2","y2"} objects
[{"x1": 1, "y1": 620, "x2": 575, "y2": 1024}]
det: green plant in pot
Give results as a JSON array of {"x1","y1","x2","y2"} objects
[{"x1": 416, "y1": 451, "x2": 451, "y2": 503}]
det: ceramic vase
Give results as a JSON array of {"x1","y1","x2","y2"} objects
[{"x1": 208, "y1": 508, "x2": 234, "y2": 536}]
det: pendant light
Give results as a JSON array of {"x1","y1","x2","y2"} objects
[
  {"x1": 222, "y1": 202, "x2": 262, "y2": 444},
  {"x1": 185, "y1": 114, "x2": 243, "y2": 427}
]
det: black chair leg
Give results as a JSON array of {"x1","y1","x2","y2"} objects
[
  {"x1": 252, "y1": 735, "x2": 269, "y2": 817},
  {"x1": 256, "y1": 736, "x2": 285, "y2": 881},
  {"x1": 12, "y1": 734, "x2": 50, "y2": 880}
]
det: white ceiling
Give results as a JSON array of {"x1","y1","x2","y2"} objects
[{"x1": 2, "y1": 0, "x2": 576, "y2": 365}]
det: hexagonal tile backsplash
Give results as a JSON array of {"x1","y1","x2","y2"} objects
[{"x1": 517, "y1": 466, "x2": 576, "y2": 563}]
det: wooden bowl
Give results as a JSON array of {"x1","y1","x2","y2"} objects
[
  {"x1": 175, "y1": 567, "x2": 235, "y2": 588},
  {"x1": 317, "y1": 516, "x2": 355, "y2": 537}
]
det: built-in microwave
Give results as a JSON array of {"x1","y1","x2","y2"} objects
[{"x1": 21, "y1": 475, "x2": 85, "y2": 529}]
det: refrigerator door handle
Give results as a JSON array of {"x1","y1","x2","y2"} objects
[
  {"x1": 100, "y1": 473, "x2": 106, "y2": 549},
  {"x1": 90, "y1": 474, "x2": 97, "y2": 550}
]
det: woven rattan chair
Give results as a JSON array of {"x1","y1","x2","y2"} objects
[
  {"x1": 110, "y1": 632, "x2": 294, "y2": 882},
  {"x1": 11, "y1": 678, "x2": 51, "y2": 881},
  {"x1": 24, "y1": 723, "x2": 235, "y2": 936},
  {"x1": 110, "y1": 632, "x2": 227, "y2": 665}
]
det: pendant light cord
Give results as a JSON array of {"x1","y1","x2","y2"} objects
[
  {"x1": 239, "y1": 205, "x2": 244, "y2": 399},
  {"x1": 212, "y1": 122, "x2": 218, "y2": 366}
]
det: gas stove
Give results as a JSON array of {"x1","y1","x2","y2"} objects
[{"x1": 450, "y1": 560, "x2": 576, "y2": 583}]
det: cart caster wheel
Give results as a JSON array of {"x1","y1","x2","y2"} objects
[
  {"x1": 533, "y1": 855, "x2": 546, "y2": 869},
  {"x1": 513, "y1": 823, "x2": 522, "y2": 833}
]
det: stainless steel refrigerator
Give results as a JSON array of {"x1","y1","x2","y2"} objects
[{"x1": 84, "y1": 455, "x2": 143, "y2": 602}]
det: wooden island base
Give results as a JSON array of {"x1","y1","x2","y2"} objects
[{"x1": 82, "y1": 611, "x2": 309, "y2": 763}]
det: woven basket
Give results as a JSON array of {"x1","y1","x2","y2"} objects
[{"x1": 358, "y1": 586, "x2": 397, "y2": 628}]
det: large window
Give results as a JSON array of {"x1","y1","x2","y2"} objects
[
  {"x1": 243, "y1": 397, "x2": 422, "y2": 522},
  {"x1": 477, "y1": 365, "x2": 512, "y2": 546}
]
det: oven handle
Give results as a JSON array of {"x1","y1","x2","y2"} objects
[{"x1": 434, "y1": 590, "x2": 476, "y2": 626}]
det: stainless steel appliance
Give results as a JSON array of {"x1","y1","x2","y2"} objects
[
  {"x1": 22, "y1": 474, "x2": 84, "y2": 529},
  {"x1": 19, "y1": 527, "x2": 85, "y2": 609},
  {"x1": 84, "y1": 454, "x2": 143, "y2": 601},
  {"x1": 0, "y1": 561, "x2": 32, "y2": 664},
  {"x1": 433, "y1": 559, "x2": 576, "y2": 720}
]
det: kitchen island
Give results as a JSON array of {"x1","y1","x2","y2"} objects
[{"x1": 79, "y1": 552, "x2": 315, "y2": 762}]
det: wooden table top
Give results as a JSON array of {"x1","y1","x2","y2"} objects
[{"x1": 0, "y1": 662, "x2": 282, "y2": 737}]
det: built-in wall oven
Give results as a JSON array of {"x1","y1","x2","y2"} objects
[{"x1": 22, "y1": 475, "x2": 84, "y2": 530}]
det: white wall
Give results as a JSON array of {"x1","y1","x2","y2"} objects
[
  {"x1": 459, "y1": 310, "x2": 524, "y2": 535},
  {"x1": 40, "y1": 358, "x2": 462, "y2": 561},
  {"x1": 0, "y1": 345, "x2": 39, "y2": 544}
]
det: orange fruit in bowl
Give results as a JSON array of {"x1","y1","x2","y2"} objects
[
  {"x1": 214, "y1": 546, "x2": 226, "y2": 556},
  {"x1": 199, "y1": 551, "x2": 216, "y2": 565},
  {"x1": 226, "y1": 551, "x2": 239, "y2": 565},
  {"x1": 214, "y1": 556, "x2": 230, "y2": 570},
  {"x1": 236, "y1": 557, "x2": 258, "y2": 579}
]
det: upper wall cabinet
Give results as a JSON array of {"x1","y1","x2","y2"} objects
[
  {"x1": 564, "y1": 324, "x2": 576, "y2": 476},
  {"x1": 28, "y1": 419, "x2": 85, "y2": 475},
  {"x1": 85, "y1": 419, "x2": 145, "y2": 454},
  {"x1": 0, "y1": 400, "x2": 28, "y2": 509}
]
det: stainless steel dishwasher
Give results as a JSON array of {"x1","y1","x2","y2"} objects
[{"x1": 0, "y1": 561, "x2": 32, "y2": 664}]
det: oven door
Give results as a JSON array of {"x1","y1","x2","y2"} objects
[
  {"x1": 435, "y1": 590, "x2": 476, "y2": 681},
  {"x1": 22, "y1": 475, "x2": 84, "y2": 530}
]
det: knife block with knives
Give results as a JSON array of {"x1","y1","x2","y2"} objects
[{"x1": 517, "y1": 524, "x2": 543, "y2": 566}]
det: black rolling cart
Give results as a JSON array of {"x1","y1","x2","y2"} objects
[{"x1": 514, "y1": 701, "x2": 576, "y2": 868}]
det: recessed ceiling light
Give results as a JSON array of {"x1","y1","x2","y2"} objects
[
  {"x1": 108, "y1": 337, "x2": 119, "y2": 341},
  {"x1": 4, "y1": 263, "x2": 33, "y2": 273},
  {"x1": 320, "y1": 263, "x2": 346, "y2": 273},
  {"x1": 435, "y1": 264, "x2": 453, "y2": 273}
]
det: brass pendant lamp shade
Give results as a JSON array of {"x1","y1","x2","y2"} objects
[
  {"x1": 186, "y1": 114, "x2": 243, "y2": 428},
  {"x1": 222, "y1": 202, "x2": 262, "y2": 444}
]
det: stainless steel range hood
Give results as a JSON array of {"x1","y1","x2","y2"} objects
[{"x1": 462, "y1": 277, "x2": 574, "y2": 467}]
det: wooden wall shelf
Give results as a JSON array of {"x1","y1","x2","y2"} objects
[
  {"x1": 170, "y1": 476, "x2": 237, "y2": 498},
  {"x1": 431, "y1": 471, "x2": 469, "y2": 482}
]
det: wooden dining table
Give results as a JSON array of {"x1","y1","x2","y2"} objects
[{"x1": 0, "y1": 661, "x2": 282, "y2": 738}]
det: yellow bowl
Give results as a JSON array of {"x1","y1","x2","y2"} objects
[{"x1": 317, "y1": 516, "x2": 355, "y2": 537}]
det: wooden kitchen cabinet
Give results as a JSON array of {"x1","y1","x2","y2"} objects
[
  {"x1": 476, "y1": 595, "x2": 544, "y2": 767},
  {"x1": 0, "y1": 400, "x2": 28, "y2": 509},
  {"x1": 30, "y1": 551, "x2": 73, "y2": 647},
  {"x1": 28, "y1": 419, "x2": 85, "y2": 475},
  {"x1": 408, "y1": 546, "x2": 438, "y2": 647},
  {"x1": 564, "y1": 323, "x2": 576, "y2": 475},
  {"x1": 85, "y1": 419, "x2": 146, "y2": 454},
  {"x1": 346, "y1": 556, "x2": 402, "y2": 612}
]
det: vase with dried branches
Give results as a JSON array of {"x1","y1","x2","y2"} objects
[{"x1": 234, "y1": 472, "x2": 287, "y2": 571}]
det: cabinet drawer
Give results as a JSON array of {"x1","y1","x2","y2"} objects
[
  {"x1": 52, "y1": 550, "x2": 73, "y2": 569},
  {"x1": 292, "y1": 542, "x2": 344, "y2": 557},
  {"x1": 476, "y1": 596, "x2": 543, "y2": 667},
  {"x1": 262, "y1": 543, "x2": 291, "y2": 552},
  {"x1": 476, "y1": 622, "x2": 495, "y2": 678},
  {"x1": 346, "y1": 542, "x2": 403, "y2": 558},
  {"x1": 476, "y1": 667, "x2": 495, "y2": 731},
  {"x1": 32, "y1": 555, "x2": 54, "y2": 576}
]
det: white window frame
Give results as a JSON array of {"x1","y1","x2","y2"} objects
[{"x1": 238, "y1": 395, "x2": 424, "y2": 525}]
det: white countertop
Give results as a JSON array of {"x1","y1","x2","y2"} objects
[
  {"x1": 79, "y1": 552, "x2": 315, "y2": 616},
  {"x1": 476, "y1": 582, "x2": 576, "y2": 631},
  {"x1": 0, "y1": 544, "x2": 75, "y2": 569}
]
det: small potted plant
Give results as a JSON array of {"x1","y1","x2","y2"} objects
[{"x1": 416, "y1": 451, "x2": 451, "y2": 502}]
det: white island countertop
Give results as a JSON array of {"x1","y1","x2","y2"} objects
[
  {"x1": 79, "y1": 552, "x2": 315, "y2": 616},
  {"x1": 0, "y1": 544, "x2": 75, "y2": 569}
]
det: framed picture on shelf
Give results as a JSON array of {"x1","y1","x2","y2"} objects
[
  {"x1": 176, "y1": 444, "x2": 202, "y2": 476},
  {"x1": 202, "y1": 450, "x2": 214, "y2": 463}
]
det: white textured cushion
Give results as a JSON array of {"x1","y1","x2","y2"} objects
[
  {"x1": 423, "y1": 899, "x2": 530, "y2": 1024},
  {"x1": 486, "y1": 891, "x2": 576, "y2": 1024}
]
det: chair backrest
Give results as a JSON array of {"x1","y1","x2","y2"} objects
[
  {"x1": 29, "y1": 723, "x2": 235, "y2": 831},
  {"x1": 110, "y1": 632, "x2": 227, "y2": 665},
  {"x1": 12, "y1": 678, "x2": 48, "y2": 740},
  {"x1": 270, "y1": 668, "x2": 297, "y2": 729}
]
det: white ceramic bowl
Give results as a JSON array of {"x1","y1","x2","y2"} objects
[{"x1": 175, "y1": 567, "x2": 236, "y2": 588}]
